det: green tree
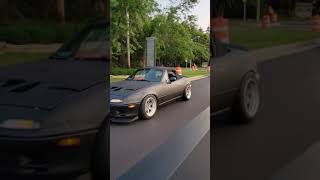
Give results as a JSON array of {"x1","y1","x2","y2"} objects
[
  {"x1": 0, "y1": 0, "x2": 9, "y2": 24},
  {"x1": 111, "y1": 0, "x2": 157, "y2": 68}
]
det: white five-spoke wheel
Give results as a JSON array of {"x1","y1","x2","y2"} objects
[
  {"x1": 139, "y1": 95, "x2": 157, "y2": 120},
  {"x1": 233, "y1": 72, "x2": 260, "y2": 123},
  {"x1": 183, "y1": 84, "x2": 192, "y2": 101},
  {"x1": 243, "y1": 79, "x2": 260, "y2": 117}
]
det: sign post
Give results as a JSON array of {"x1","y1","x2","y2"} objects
[
  {"x1": 243, "y1": 0, "x2": 247, "y2": 23},
  {"x1": 146, "y1": 37, "x2": 156, "y2": 67}
]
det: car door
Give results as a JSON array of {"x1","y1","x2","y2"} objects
[
  {"x1": 157, "y1": 70, "x2": 179, "y2": 105},
  {"x1": 169, "y1": 70, "x2": 185, "y2": 98}
]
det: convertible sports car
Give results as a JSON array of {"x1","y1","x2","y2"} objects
[
  {"x1": 0, "y1": 22, "x2": 109, "y2": 179},
  {"x1": 210, "y1": 34, "x2": 261, "y2": 123},
  {"x1": 110, "y1": 67, "x2": 192, "y2": 123}
]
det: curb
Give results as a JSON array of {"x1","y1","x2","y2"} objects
[
  {"x1": 249, "y1": 38, "x2": 320, "y2": 63},
  {"x1": 188, "y1": 75, "x2": 208, "y2": 82}
]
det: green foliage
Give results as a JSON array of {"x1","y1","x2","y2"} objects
[
  {"x1": 111, "y1": 0, "x2": 209, "y2": 68},
  {"x1": 212, "y1": 0, "x2": 236, "y2": 17},
  {"x1": 1, "y1": 0, "x2": 104, "y2": 23},
  {"x1": 0, "y1": 21, "x2": 84, "y2": 44},
  {"x1": 111, "y1": 67, "x2": 137, "y2": 75}
]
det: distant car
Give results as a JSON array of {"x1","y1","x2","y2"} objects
[
  {"x1": 0, "y1": 22, "x2": 109, "y2": 179},
  {"x1": 210, "y1": 35, "x2": 260, "y2": 123},
  {"x1": 110, "y1": 67, "x2": 192, "y2": 123}
]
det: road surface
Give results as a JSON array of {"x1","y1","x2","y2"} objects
[
  {"x1": 213, "y1": 47, "x2": 320, "y2": 180},
  {"x1": 111, "y1": 77, "x2": 210, "y2": 179}
]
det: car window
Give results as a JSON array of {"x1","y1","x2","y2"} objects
[
  {"x1": 128, "y1": 69, "x2": 163, "y2": 82},
  {"x1": 51, "y1": 24, "x2": 109, "y2": 60}
]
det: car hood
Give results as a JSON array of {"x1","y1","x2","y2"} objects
[
  {"x1": 0, "y1": 59, "x2": 107, "y2": 110},
  {"x1": 110, "y1": 80, "x2": 156, "y2": 98}
]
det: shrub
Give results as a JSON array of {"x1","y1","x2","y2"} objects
[{"x1": 111, "y1": 67, "x2": 137, "y2": 75}]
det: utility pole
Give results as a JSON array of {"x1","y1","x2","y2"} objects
[
  {"x1": 243, "y1": 0, "x2": 247, "y2": 23},
  {"x1": 126, "y1": 7, "x2": 131, "y2": 68},
  {"x1": 257, "y1": 0, "x2": 261, "y2": 22}
]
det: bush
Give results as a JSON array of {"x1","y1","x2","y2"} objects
[
  {"x1": 111, "y1": 67, "x2": 137, "y2": 75},
  {"x1": 0, "y1": 21, "x2": 84, "y2": 44}
]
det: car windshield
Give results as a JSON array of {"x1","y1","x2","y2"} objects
[
  {"x1": 51, "y1": 24, "x2": 109, "y2": 60},
  {"x1": 127, "y1": 69, "x2": 163, "y2": 82}
]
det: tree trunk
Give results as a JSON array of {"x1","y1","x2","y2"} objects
[
  {"x1": 0, "y1": 0, "x2": 9, "y2": 24},
  {"x1": 96, "y1": 0, "x2": 107, "y2": 17},
  {"x1": 257, "y1": 0, "x2": 261, "y2": 22},
  {"x1": 126, "y1": 7, "x2": 131, "y2": 68},
  {"x1": 56, "y1": 0, "x2": 65, "y2": 24}
]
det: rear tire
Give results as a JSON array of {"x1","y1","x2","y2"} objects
[
  {"x1": 232, "y1": 72, "x2": 260, "y2": 123},
  {"x1": 139, "y1": 95, "x2": 158, "y2": 120},
  {"x1": 91, "y1": 120, "x2": 108, "y2": 180}
]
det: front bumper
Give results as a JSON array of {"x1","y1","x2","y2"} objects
[
  {"x1": 110, "y1": 103, "x2": 140, "y2": 123},
  {"x1": 0, "y1": 130, "x2": 97, "y2": 178}
]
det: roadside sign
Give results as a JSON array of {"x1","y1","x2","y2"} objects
[{"x1": 146, "y1": 37, "x2": 156, "y2": 67}]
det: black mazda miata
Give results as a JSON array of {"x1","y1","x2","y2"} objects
[
  {"x1": 110, "y1": 67, "x2": 192, "y2": 123},
  {"x1": 0, "y1": 22, "x2": 109, "y2": 179},
  {"x1": 211, "y1": 34, "x2": 261, "y2": 123}
]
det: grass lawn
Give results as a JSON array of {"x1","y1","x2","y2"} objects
[
  {"x1": 181, "y1": 68, "x2": 209, "y2": 77},
  {"x1": 0, "y1": 52, "x2": 51, "y2": 67},
  {"x1": 111, "y1": 76, "x2": 127, "y2": 83},
  {"x1": 230, "y1": 24, "x2": 320, "y2": 50}
]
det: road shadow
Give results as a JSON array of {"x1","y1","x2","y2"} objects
[{"x1": 212, "y1": 113, "x2": 252, "y2": 129}]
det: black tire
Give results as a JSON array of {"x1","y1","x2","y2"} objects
[
  {"x1": 91, "y1": 119, "x2": 108, "y2": 180},
  {"x1": 182, "y1": 84, "x2": 192, "y2": 101},
  {"x1": 232, "y1": 72, "x2": 260, "y2": 123},
  {"x1": 139, "y1": 95, "x2": 158, "y2": 120}
]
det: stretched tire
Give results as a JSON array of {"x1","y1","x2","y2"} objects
[
  {"x1": 232, "y1": 72, "x2": 260, "y2": 123},
  {"x1": 91, "y1": 119, "x2": 108, "y2": 180},
  {"x1": 182, "y1": 84, "x2": 192, "y2": 101},
  {"x1": 139, "y1": 95, "x2": 158, "y2": 120}
]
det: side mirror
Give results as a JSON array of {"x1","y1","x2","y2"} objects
[{"x1": 169, "y1": 76, "x2": 177, "y2": 82}]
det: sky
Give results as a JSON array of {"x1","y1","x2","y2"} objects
[{"x1": 157, "y1": 0, "x2": 210, "y2": 30}]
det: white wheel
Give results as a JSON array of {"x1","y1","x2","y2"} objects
[
  {"x1": 183, "y1": 84, "x2": 192, "y2": 100},
  {"x1": 139, "y1": 95, "x2": 157, "y2": 119}
]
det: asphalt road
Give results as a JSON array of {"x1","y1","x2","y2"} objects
[
  {"x1": 212, "y1": 47, "x2": 320, "y2": 180},
  {"x1": 110, "y1": 77, "x2": 210, "y2": 180}
]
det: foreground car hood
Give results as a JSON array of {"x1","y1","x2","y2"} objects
[
  {"x1": 0, "y1": 59, "x2": 107, "y2": 110},
  {"x1": 110, "y1": 80, "x2": 156, "y2": 98}
]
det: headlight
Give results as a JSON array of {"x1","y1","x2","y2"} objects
[
  {"x1": 110, "y1": 99, "x2": 123, "y2": 103},
  {"x1": 0, "y1": 119, "x2": 40, "y2": 130}
]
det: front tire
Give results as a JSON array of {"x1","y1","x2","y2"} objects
[
  {"x1": 139, "y1": 95, "x2": 158, "y2": 120},
  {"x1": 232, "y1": 72, "x2": 260, "y2": 123},
  {"x1": 182, "y1": 84, "x2": 192, "y2": 101}
]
